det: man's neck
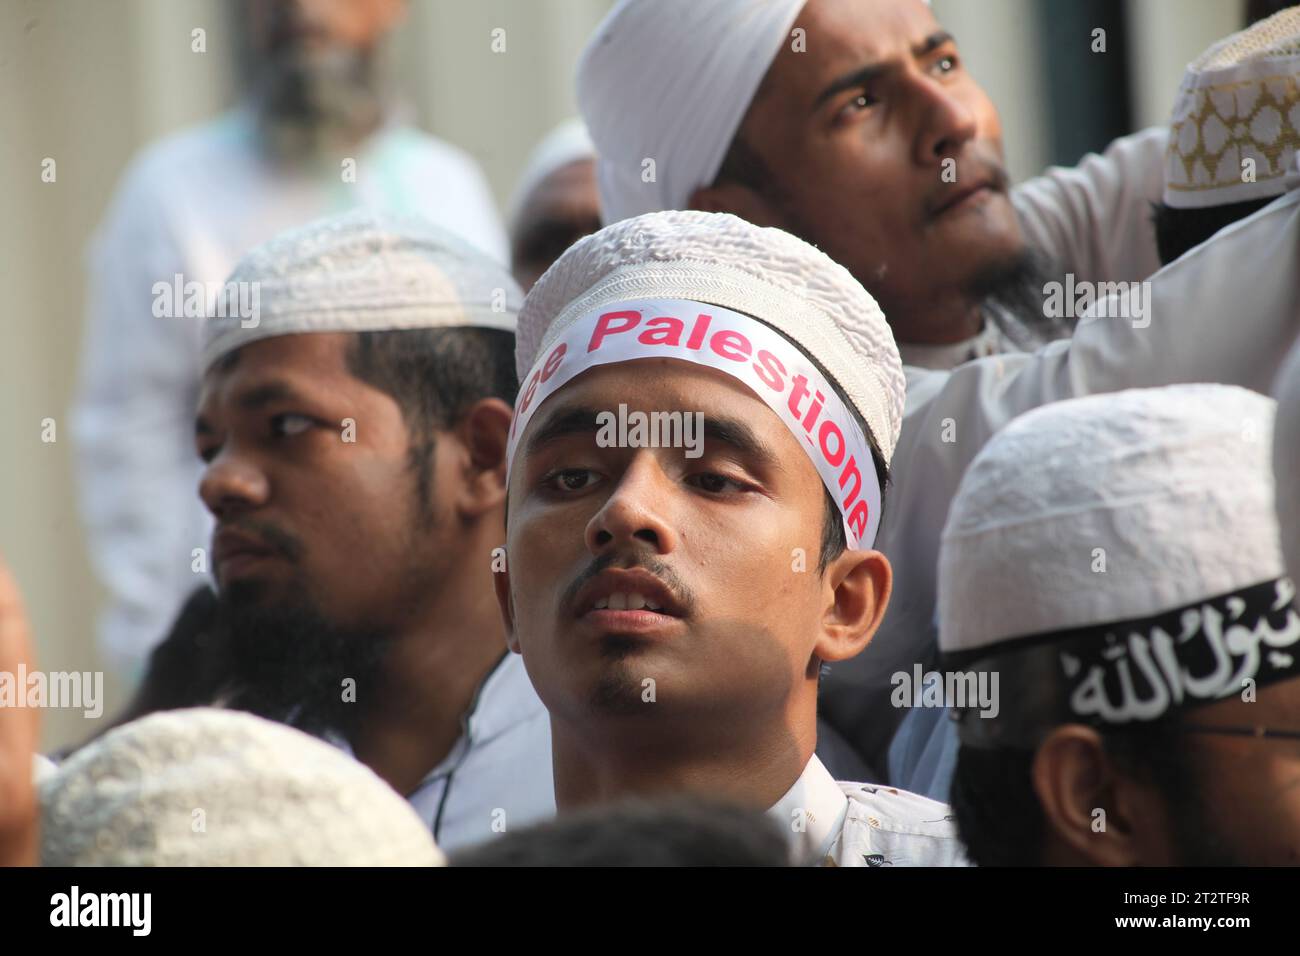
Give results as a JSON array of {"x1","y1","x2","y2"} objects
[
  {"x1": 885, "y1": 292, "x2": 985, "y2": 347},
  {"x1": 349, "y1": 546, "x2": 509, "y2": 796},
  {"x1": 550, "y1": 712, "x2": 815, "y2": 815}
]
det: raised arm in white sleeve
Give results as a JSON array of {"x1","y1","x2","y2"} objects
[
  {"x1": 1013, "y1": 126, "x2": 1169, "y2": 285},
  {"x1": 822, "y1": 188, "x2": 1300, "y2": 770}
]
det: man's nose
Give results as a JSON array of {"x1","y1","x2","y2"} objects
[
  {"x1": 584, "y1": 452, "x2": 680, "y2": 557},
  {"x1": 912, "y1": 74, "x2": 979, "y2": 166},
  {"x1": 198, "y1": 452, "x2": 270, "y2": 520}
]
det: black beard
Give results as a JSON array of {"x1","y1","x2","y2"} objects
[
  {"x1": 215, "y1": 585, "x2": 392, "y2": 740},
  {"x1": 968, "y1": 246, "x2": 1075, "y2": 352}
]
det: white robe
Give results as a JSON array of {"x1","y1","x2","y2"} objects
[
  {"x1": 70, "y1": 109, "x2": 508, "y2": 674},
  {"x1": 822, "y1": 161, "x2": 1300, "y2": 777}
]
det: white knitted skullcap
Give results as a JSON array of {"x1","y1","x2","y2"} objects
[
  {"x1": 40, "y1": 708, "x2": 445, "y2": 866},
  {"x1": 1164, "y1": 6, "x2": 1300, "y2": 209},
  {"x1": 201, "y1": 209, "x2": 521, "y2": 371},
  {"x1": 939, "y1": 385, "x2": 1283, "y2": 656},
  {"x1": 1274, "y1": 339, "x2": 1300, "y2": 586},
  {"x1": 515, "y1": 210, "x2": 904, "y2": 461}
]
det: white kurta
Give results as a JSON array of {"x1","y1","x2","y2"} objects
[
  {"x1": 70, "y1": 108, "x2": 508, "y2": 674},
  {"x1": 822, "y1": 187, "x2": 1300, "y2": 779},
  {"x1": 768, "y1": 755, "x2": 968, "y2": 866}
]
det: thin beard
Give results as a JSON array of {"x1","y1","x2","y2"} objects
[{"x1": 969, "y1": 247, "x2": 1074, "y2": 351}]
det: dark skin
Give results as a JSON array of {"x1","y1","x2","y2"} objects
[
  {"x1": 196, "y1": 332, "x2": 512, "y2": 795},
  {"x1": 1035, "y1": 682, "x2": 1300, "y2": 865},
  {"x1": 511, "y1": 158, "x2": 602, "y2": 292},
  {"x1": 691, "y1": 0, "x2": 1024, "y2": 346},
  {"x1": 494, "y1": 360, "x2": 891, "y2": 812}
]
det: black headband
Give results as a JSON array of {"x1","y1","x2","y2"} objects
[{"x1": 943, "y1": 577, "x2": 1300, "y2": 749}]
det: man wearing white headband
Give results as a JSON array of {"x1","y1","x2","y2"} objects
[
  {"x1": 495, "y1": 210, "x2": 966, "y2": 866},
  {"x1": 940, "y1": 385, "x2": 1300, "y2": 866},
  {"x1": 579, "y1": 0, "x2": 1168, "y2": 366},
  {"x1": 195, "y1": 210, "x2": 553, "y2": 853},
  {"x1": 1154, "y1": 7, "x2": 1300, "y2": 265}
]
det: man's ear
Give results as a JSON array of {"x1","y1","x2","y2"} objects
[
  {"x1": 1033, "y1": 726, "x2": 1154, "y2": 867},
  {"x1": 813, "y1": 550, "x2": 892, "y2": 665},
  {"x1": 491, "y1": 553, "x2": 521, "y2": 654},
  {"x1": 688, "y1": 181, "x2": 788, "y2": 229},
  {"x1": 451, "y1": 397, "x2": 513, "y2": 520}
]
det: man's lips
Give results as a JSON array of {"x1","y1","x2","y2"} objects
[
  {"x1": 212, "y1": 529, "x2": 281, "y2": 579},
  {"x1": 571, "y1": 567, "x2": 687, "y2": 628},
  {"x1": 927, "y1": 177, "x2": 1000, "y2": 218}
]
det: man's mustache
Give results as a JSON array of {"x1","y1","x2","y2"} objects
[
  {"x1": 214, "y1": 517, "x2": 304, "y2": 563},
  {"x1": 559, "y1": 550, "x2": 696, "y2": 618}
]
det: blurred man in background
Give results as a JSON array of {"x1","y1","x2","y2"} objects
[
  {"x1": 71, "y1": 0, "x2": 507, "y2": 676},
  {"x1": 507, "y1": 118, "x2": 601, "y2": 292}
]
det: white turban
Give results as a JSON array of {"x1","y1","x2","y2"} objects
[
  {"x1": 515, "y1": 210, "x2": 904, "y2": 464},
  {"x1": 40, "y1": 708, "x2": 445, "y2": 866},
  {"x1": 1274, "y1": 340, "x2": 1300, "y2": 586},
  {"x1": 201, "y1": 209, "x2": 521, "y2": 371},
  {"x1": 1164, "y1": 5, "x2": 1300, "y2": 209},
  {"x1": 577, "y1": 0, "x2": 806, "y2": 224},
  {"x1": 507, "y1": 117, "x2": 596, "y2": 230},
  {"x1": 939, "y1": 385, "x2": 1284, "y2": 659}
]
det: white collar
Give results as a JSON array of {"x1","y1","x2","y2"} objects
[
  {"x1": 897, "y1": 323, "x2": 1003, "y2": 371},
  {"x1": 766, "y1": 755, "x2": 850, "y2": 863},
  {"x1": 325, "y1": 650, "x2": 540, "y2": 780}
]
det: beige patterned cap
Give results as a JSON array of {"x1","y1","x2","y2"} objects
[{"x1": 1165, "y1": 6, "x2": 1300, "y2": 209}]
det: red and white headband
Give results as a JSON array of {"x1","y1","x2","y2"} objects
[{"x1": 508, "y1": 298, "x2": 882, "y2": 550}]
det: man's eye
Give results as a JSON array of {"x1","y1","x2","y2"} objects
[
  {"x1": 687, "y1": 472, "x2": 747, "y2": 494},
  {"x1": 934, "y1": 54, "x2": 958, "y2": 75},
  {"x1": 270, "y1": 413, "x2": 315, "y2": 437},
  {"x1": 545, "y1": 469, "x2": 599, "y2": 492},
  {"x1": 197, "y1": 443, "x2": 220, "y2": 464},
  {"x1": 839, "y1": 91, "x2": 877, "y2": 120}
]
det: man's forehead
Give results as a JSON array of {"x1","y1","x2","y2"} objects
[
  {"x1": 779, "y1": 0, "x2": 941, "y2": 81},
  {"x1": 519, "y1": 360, "x2": 790, "y2": 451},
  {"x1": 200, "y1": 333, "x2": 356, "y2": 402}
]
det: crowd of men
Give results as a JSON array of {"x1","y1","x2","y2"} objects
[{"x1": 3, "y1": 0, "x2": 1300, "y2": 867}]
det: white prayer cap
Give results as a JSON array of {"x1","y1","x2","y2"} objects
[
  {"x1": 40, "y1": 708, "x2": 445, "y2": 866},
  {"x1": 201, "y1": 208, "x2": 521, "y2": 371},
  {"x1": 1164, "y1": 6, "x2": 1300, "y2": 209},
  {"x1": 1274, "y1": 340, "x2": 1300, "y2": 586},
  {"x1": 515, "y1": 210, "x2": 905, "y2": 463},
  {"x1": 507, "y1": 118, "x2": 596, "y2": 230},
  {"x1": 577, "y1": 0, "x2": 806, "y2": 224},
  {"x1": 939, "y1": 385, "x2": 1283, "y2": 658}
]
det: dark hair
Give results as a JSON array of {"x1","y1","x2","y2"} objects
[
  {"x1": 345, "y1": 327, "x2": 518, "y2": 504},
  {"x1": 450, "y1": 796, "x2": 791, "y2": 866},
  {"x1": 950, "y1": 717, "x2": 1200, "y2": 867},
  {"x1": 1152, "y1": 197, "x2": 1275, "y2": 266}
]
